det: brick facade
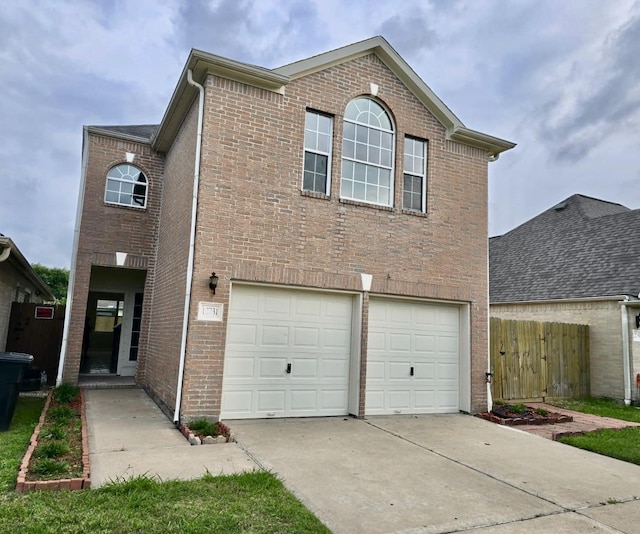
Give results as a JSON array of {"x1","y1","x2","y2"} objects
[{"x1": 64, "y1": 38, "x2": 512, "y2": 421}]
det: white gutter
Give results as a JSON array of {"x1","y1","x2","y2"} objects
[
  {"x1": 0, "y1": 246, "x2": 10, "y2": 262},
  {"x1": 620, "y1": 298, "x2": 632, "y2": 405},
  {"x1": 173, "y1": 69, "x2": 204, "y2": 423},
  {"x1": 56, "y1": 127, "x2": 90, "y2": 385}
]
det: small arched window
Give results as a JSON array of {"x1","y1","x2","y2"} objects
[
  {"x1": 105, "y1": 164, "x2": 148, "y2": 208},
  {"x1": 341, "y1": 97, "x2": 394, "y2": 206}
]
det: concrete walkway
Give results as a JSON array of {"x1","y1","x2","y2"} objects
[
  {"x1": 518, "y1": 402, "x2": 640, "y2": 439},
  {"x1": 84, "y1": 389, "x2": 256, "y2": 487},
  {"x1": 85, "y1": 389, "x2": 640, "y2": 532}
]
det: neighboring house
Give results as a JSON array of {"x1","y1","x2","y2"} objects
[
  {"x1": 0, "y1": 235, "x2": 55, "y2": 350},
  {"x1": 490, "y1": 194, "x2": 640, "y2": 404},
  {"x1": 58, "y1": 36, "x2": 515, "y2": 422}
]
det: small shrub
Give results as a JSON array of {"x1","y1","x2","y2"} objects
[
  {"x1": 32, "y1": 458, "x2": 70, "y2": 477},
  {"x1": 41, "y1": 425, "x2": 67, "y2": 440},
  {"x1": 53, "y1": 384, "x2": 80, "y2": 404},
  {"x1": 188, "y1": 419, "x2": 218, "y2": 437},
  {"x1": 492, "y1": 400, "x2": 505, "y2": 406},
  {"x1": 511, "y1": 404, "x2": 527, "y2": 414},
  {"x1": 35, "y1": 441, "x2": 69, "y2": 459},
  {"x1": 188, "y1": 419, "x2": 231, "y2": 440},
  {"x1": 48, "y1": 406, "x2": 74, "y2": 422},
  {"x1": 536, "y1": 408, "x2": 549, "y2": 416}
]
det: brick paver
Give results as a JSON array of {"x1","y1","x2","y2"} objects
[{"x1": 516, "y1": 403, "x2": 640, "y2": 440}]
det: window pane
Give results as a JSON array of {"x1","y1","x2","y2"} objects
[
  {"x1": 341, "y1": 178, "x2": 353, "y2": 197},
  {"x1": 343, "y1": 121, "x2": 355, "y2": 140},
  {"x1": 379, "y1": 169, "x2": 391, "y2": 188},
  {"x1": 354, "y1": 181, "x2": 366, "y2": 200},
  {"x1": 303, "y1": 172, "x2": 315, "y2": 191},
  {"x1": 354, "y1": 162, "x2": 366, "y2": 182},
  {"x1": 317, "y1": 132, "x2": 330, "y2": 153},
  {"x1": 355, "y1": 142, "x2": 367, "y2": 161},
  {"x1": 304, "y1": 129, "x2": 316, "y2": 150},
  {"x1": 105, "y1": 191, "x2": 118, "y2": 202},
  {"x1": 381, "y1": 132, "x2": 393, "y2": 149},
  {"x1": 343, "y1": 139, "x2": 355, "y2": 159},
  {"x1": 318, "y1": 114, "x2": 331, "y2": 134},
  {"x1": 342, "y1": 159, "x2": 354, "y2": 179}
]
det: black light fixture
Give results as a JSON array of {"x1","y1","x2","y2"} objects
[
  {"x1": 635, "y1": 314, "x2": 640, "y2": 329},
  {"x1": 209, "y1": 272, "x2": 219, "y2": 294}
]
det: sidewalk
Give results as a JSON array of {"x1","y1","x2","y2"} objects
[
  {"x1": 517, "y1": 402, "x2": 640, "y2": 439},
  {"x1": 84, "y1": 388, "x2": 257, "y2": 488}
]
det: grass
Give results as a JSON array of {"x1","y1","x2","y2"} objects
[
  {"x1": 550, "y1": 397, "x2": 640, "y2": 423},
  {"x1": 0, "y1": 396, "x2": 329, "y2": 533},
  {"x1": 552, "y1": 397, "x2": 640, "y2": 465},
  {"x1": 0, "y1": 396, "x2": 45, "y2": 492},
  {"x1": 559, "y1": 427, "x2": 640, "y2": 466}
]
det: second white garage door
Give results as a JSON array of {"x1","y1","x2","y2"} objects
[
  {"x1": 366, "y1": 299, "x2": 460, "y2": 415},
  {"x1": 221, "y1": 285, "x2": 353, "y2": 419}
]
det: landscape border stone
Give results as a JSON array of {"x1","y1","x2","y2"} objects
[{"x1": 15, "y1": 389, "x2": 91, "y2": 492}]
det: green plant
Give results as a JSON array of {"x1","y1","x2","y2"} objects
[
  {"x1": 53, "y1": 383, "x2": 80, "y2": 404},
  {"x1": 35, "y1": 441, "x2": 69, "y2": 459},
  {"x1": 492, "y1": 400, "x2": 505, "y2": 406},
  {"x1": 41, "y1": 425, "x2": 67, "y2": 440},
  {"x1": 510, "y1": 404, "x2": 527, "y2": 414},
  {"x1": 48, "y1": 406, "x2": 75, "y2": 422},
  {"x1": 188, "y1": 419, "x2": 219, "y2": 437},
  {"x1": 535, "y1": 407, "x2": 549, "y2": 416},
  {"x1": 32, "y1": 458, "x2": 70, "y2": 477}
]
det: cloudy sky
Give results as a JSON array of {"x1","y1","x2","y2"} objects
[{"x1": 1, "y1": 0, "x2": 639, "y2": 268}]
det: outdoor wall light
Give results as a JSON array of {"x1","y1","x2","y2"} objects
[
  {"x1": 209, "y1": 272, "x2": 219, "y2": 294},
  {"x1": 635, "y1": 314, "x2": 640, "y2": 329}
]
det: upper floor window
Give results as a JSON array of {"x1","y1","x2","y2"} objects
[
  {"x1": 105, "y1": 164, "x2": 148, "y2": 208},
  {"x1": 303, "y1": 111, "x2": 333, "y2": 194},
  {"x1": 403, "y1": 137, "x2": 427, "y2": 212},
  {"x1": 341, "y1": 97, "x2": 394, "y2": 206}
]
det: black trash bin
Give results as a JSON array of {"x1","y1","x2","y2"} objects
[{"x1": 0, "y1": 352, "x2": 34, "y2": 431}]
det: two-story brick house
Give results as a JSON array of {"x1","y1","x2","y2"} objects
[{"x1": 57, "y1": 36, "x2": 514, "y2": 423}]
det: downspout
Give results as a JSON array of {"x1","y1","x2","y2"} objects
[
  {"x1": 173, "y1": 69, "x2": 204, "y2": 424},
  {"x1": 620, "y1": 298, "x2": 632, "y2": 405},
  {"x1": 56, "y1": 127, "x2": 90, "y2": 385}
]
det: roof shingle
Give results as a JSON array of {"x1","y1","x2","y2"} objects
[{"x1": 490, "y1": 194, "x2": 640, "y2": 302}]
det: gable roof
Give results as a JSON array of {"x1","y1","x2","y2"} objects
[
  {"x1": 153, "y1": 36, "x2": 515, "y2": 156},
  {"x1": 0, "y1": 235, "x2": 55, "y2": 301},
  {"x1": 490, "y1": 194, "x2": 640, "y2": 303}
]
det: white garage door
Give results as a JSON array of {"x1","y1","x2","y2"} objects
[
  {"x1": 221, "y1": 285, "x2": 353, "y2": 419},
  {"x1": 366, "y1": 299, "x2": 460, "y2": 415}
]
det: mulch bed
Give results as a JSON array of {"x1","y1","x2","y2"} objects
[{"x1": 476, "y1": 404, "x2": 573, "y2": 426}]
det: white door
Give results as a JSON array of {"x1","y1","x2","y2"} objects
[
  {"x1": 366, "y1": 299, "x2": 460, "y2": 415},
  {"x1": 221, "y1": 285, "x2": 353, "y2": 419}
]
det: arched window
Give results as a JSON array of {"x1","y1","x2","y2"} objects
[
  {"x1": 105, "y1": 164, "x2": 148, "y2": 208},
  {"x1": 341, "y1": 97, "x2": 394, "y2": 206}
]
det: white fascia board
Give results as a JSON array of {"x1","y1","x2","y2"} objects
[
  {"x1": 86, "y1": 127, "x2": 153, "y2": 145},
  {"x1": 153, "y1": 49, "x2": 289, "y2": 153}
]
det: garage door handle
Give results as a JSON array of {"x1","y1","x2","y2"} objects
[
  {"x1": 410, "y1": 366, "x2": 414, "y2": 376},
  {"x1": 286, "y1": 363, "x2": 292, "y2": 374}
]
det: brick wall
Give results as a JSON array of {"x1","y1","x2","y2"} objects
[
  {"x1": 176, "y1": 53, "x2": 490, "y2": 418},
  {"x1": 491, "y1": 300, "x2": 624, "y2": 399},
  {"x1": 144, "y1": 103, "x2": 198, "y2": 416},
  {"x1": 63, "y1": 133, "x2": 164, "y2": 383}
]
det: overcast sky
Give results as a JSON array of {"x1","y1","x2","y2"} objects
[{"x1": 1, "y1": 0, "x2": 639, "y2": 268}]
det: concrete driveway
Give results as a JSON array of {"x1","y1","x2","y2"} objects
[{"x1": 231, "y1": 415, "x2": 640, "y2": 533}]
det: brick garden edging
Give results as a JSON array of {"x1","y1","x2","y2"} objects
[
  {"x1": 15, "y1": 389, "x2": 91, "y2": 492},
  {"x1": 178, "y1": 422, "x2": 232, "y2": 445}
]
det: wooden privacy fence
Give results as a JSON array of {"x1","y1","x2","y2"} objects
[{"x1": 490, "y1": 318, "x2": 590, "y2": 402}]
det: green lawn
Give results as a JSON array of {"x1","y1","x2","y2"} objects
[
  {"x1": 0, "y1": 396, "x2": 329, "y2": 534},
  {"x1": 550, "y1": 397, "x2": 640, "y2": 423},
  {"x1": 552, "y1": 397, "x2": 640, "y2": 465}
]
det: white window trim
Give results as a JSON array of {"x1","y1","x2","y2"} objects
[
  {"x1": 340, "y1": 98, "x2": 395, "y2": 208},
  {"x1": 302, "y1": 110, "x2": 333, "y2": 196},
  {"x1": 104, "y1": 164, "x2": 148, "y2": 209},
  {"x1": 403, "y1": 137, "x2": 427, "y2": 213}
]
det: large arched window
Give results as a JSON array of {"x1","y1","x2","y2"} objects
[
  {"x1": 341, "y1": 97, "x2": 394, "y2": 206},
  {"x1": 105, "y1": 164, "x2": 148, "y2": 208}
]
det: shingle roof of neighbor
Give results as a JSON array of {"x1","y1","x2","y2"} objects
[
  {"x1": 91, "y1": 124, "x2": 159, "y2": 141},
  {"x1": 489, "y1": 194, "x2": 640, "y2": 303}
]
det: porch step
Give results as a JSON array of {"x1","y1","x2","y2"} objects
[{"x1": 78, "y1": 375, "x2": 137, "y2": 389}]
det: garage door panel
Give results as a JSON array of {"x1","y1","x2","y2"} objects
[
  {"x1": 257, "y1": 389, "x2": 287, "y2": 412},
  {"x1": 366, "y1": 299, "x2": 460, "y2": 415},
  {"x1": 261, "y1": 325, "x2": 289, "y2": 346},
  {"x1": 227, "y1": 323, "x2": 258, "y2": 345},
  {"x1": 259, "y1": 357, "x2": 288, "y2": 378},
  {"x1": 293, "y1": 326, "x2": 320, "y2": 347},
  {"x1": 222, "y1": 285, "x2": 352, "y2": 419},
  {"x1": 390, "y1": 333, "x2": 411, "y2": 351},
  {"x1": 414, "y1": 334, "x2": 435, "y2": 353}
]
